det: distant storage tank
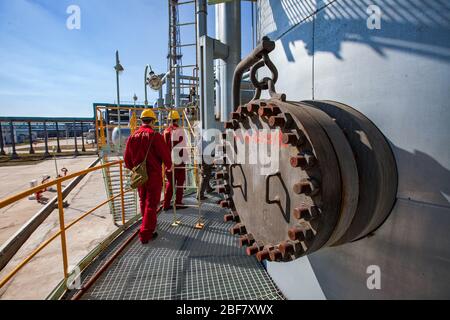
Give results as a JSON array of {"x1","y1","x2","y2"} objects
[
  {"x1": 111, "y1": 127, "x2": 131, "y2": 147},
  {"x1": 225, "y1": 0, "x2": 450, "y2": 299}
]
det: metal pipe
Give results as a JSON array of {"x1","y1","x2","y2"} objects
[
  {"x1": 115, "y1": 51, "x2": 122, "y2": 153},
  {"x1": 197, "y1": 0, "x2": 207, "y2": 127},
  {"x1": 214, "y1": 78, "x2": 221, "y2": 120},
  {"x1": 119, "y1": 162, "x2": 126, "y2": 225},
  {"x1": 81, "y1": 122, "x2": 86, "y2": 152},
  {"x1": 57, "y1": 181, "x2": 69, "y2": 280},
  {"x1": 218, "y1": 0, "x2": 241, "y2": 122},
  {"x1": 215, "y1": 5, "x2": 222, "y2": 121},
  {"x1": 43, "y1": 121, "x2": 50, "y2": 157},
  {"x1": 175, "y1": 64, "x2": 181, "y2": 109},
  {"x1": 0, "y1": 122, "x2": 5, "y2": 156},
  {"x1": 144, "y1": 65, "x2": 149, "y2": 107},
  {"x1": 93, "y1": 120, "x2": 98, "y2": 146},
  {"x1": 73, "y1": 122, "x2": 79, "y2": 157},
  {"x1": 28, "y1": 122, "x2": 34, "y2": 154},
  {"x1": 196, "y1": 0, "x2": 207, "y2": 39},
  {"x1": 55, "y1": 122, "x2": 61, "y2": 153},
  {"x1": 232, "y1": 37, "x2": 275, "y2": 111},
  {"x1": 9, "y1": 121, "x2": 18, "y2": 159}
]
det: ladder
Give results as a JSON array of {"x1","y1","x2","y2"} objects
[
  {"x1": 101, "y1": 155, "x2": 138, "y2": 225},
  {"x1": 167, "y1": 0, "x2": 199, "y2": 117},
  {"x1": 96, "y1": 105, "x2": 140, "y2": 225}
]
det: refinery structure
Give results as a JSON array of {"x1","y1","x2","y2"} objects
[{"x1": 0, "y1": 0, "x2": 449, "y2": 301}]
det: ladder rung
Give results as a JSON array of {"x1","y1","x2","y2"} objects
[
  {"x1": 177, "y1": 22, "x2": 195, "y2": 27},
  {"x1": 176, "y1": 0, "x2": 195, "y2": 5},
  {"x1": 174, "y1": 43, "x2": 196, "y2": 48}
]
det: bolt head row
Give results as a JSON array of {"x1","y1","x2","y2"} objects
[
  {"x1": 239, "y1": 234, "x2": 255, "y2": 247},
  {"x1": 293, "y1": 206, "x2": 320, "y2": 221},
  {"x1": 269, "y1": 116, "x2": 286, "y2": 128},
  {"x1": 230, "y1": 223, "x2": 247, "y2": 236},
  {"x1": 215, "y1": 172, "x2": 229, "y2": 180},
  {"x1": 293, "y1": 179, "x2": 319, "y2": 196},
  {"x1": 220, "y1": 200, "x2": 231, "y2": 208},
  {"x1": 288, "y1": 227, "x2": 314, "y2": 242}
]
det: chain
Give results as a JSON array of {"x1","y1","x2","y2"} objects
[{"x1": 249, "y1": 53, "x2": 285, "y2": 101}]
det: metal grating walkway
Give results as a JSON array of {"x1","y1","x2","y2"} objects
[{"x1": 65, "y1": 196, "x2": 284, "y2": 300}]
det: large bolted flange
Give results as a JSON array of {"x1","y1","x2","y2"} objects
[{"x1": 219, "y1": 37, "x2": 398, "y2": 262}]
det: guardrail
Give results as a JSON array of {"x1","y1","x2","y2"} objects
[{"x1": 0, "y1": 159, "x2": 133, "y2": 291}]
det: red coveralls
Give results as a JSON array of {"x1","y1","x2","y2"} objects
[
  {"x1": 163, "y1": 123, "x2": 186, "y2": 209},
  {"x1": 124, "y1": 125, "x2": 172, "y2": 243}
]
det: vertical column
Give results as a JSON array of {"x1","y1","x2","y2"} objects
[
  {"x1": 175, "y1": 65, "x2": 181, "y2": 109},
  {"x1": 55, "y1": 122, "x2": 62, "y2": 153},
  {"x1": 73, "y1": 122, "x2": 79, "y2": 157},
  {"x1": 43, "y1": 121, "x2": 50, "y2": 157},
  {"x1": 28, "y1": 122, "x2": 35, "y2": 154},
  {"x1": 0, "y1": 122, "x2": 6, "y2": 156},
  {"x1": 93, "y1": 120, "x2": 97, "y2": 146},
  {"x1": 119, "y1": 162, "x2": 126, "y2": 225},
  {"x1": 9, "y1": 121, "x2": 18, "y2": 159},
  {"x1": 219, "y1": 0, "x2": 241, "y2": 122},
  {"x1": 81, "y1": 122, "x2": 86, "y2": 152},
  {"x1": 56, "y1": 181, "x2": 69, "y2": 280}
]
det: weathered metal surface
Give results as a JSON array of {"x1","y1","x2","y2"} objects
[
  {"x1": 302, "y1": 100, "x2": 398, "y2": 243},
  {"x1": 297, "y1": 103, "x2": 359, "y2": 247}
]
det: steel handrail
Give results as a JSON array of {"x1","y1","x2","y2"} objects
[
  {"x1": 0, "y1": 160, "x2": 133, "y2": 291},
  {"x1": 0, "y1": 160, "x2": 122, "y2": 210}
]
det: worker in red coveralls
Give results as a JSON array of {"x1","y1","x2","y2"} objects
[
  {"x1": 124, "y1": 109, "x2": 172, "y2": 244},
  {"x1": 162, "y1": 110, "x2": 188, "y2": 210}
]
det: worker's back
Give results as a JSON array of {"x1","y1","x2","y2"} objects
[
  {"x1": 124, "y1": 125, "x2": 172, "y2": 177},
  {"x1": 164, "y1": 123, "x2": 189, "y2": 165}
]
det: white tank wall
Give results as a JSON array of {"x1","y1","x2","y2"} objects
[{"x1": 257, "y1": 0, "x2": 450, "y2": 299}]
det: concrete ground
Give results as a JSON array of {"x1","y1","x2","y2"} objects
[
  {"x1": 8, "y1": 138, "x2": 97, "y2": 154},
  {"x1": 0, "y1": 155, "x2": 119, "y2": 299}
]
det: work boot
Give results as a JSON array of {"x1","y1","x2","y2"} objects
[{"x1": 141, "y1": 232, "x2": 158, "y2": 244}]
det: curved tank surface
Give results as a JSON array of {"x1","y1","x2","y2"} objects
[
  {"x1": 111, "y1": 127, "x2": 131, "y2": 147},
  {"x1": 250, "y1": 0, "x2": 450, "y2": 299}
]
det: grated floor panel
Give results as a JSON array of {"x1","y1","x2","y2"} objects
[{"x1": 65, "y1": 195, "x2": 284, "y2": 300}]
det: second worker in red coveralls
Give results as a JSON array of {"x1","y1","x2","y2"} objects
[
  {"x1": 124, "y1": 109, "x2": 172, "y2": 244},
  {"x1": 163, "y1": 110, "x2": 188, "y2": 210}
]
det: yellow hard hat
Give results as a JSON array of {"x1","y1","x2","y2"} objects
[
  {"x1": 140, "y1": 109, "x2": 156, "y2": 120},
  {"x1": 168, "y1": 110, "x2": 180, "y2": 121}
]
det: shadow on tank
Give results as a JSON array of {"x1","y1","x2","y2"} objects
[
  {"x1": 391, "y1": 144, "x2": 450, "y2": 208},
  {"x1": 264, "y1": 0, "x2": 450, "y2": 62}
]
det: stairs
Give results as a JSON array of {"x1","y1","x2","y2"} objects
[{"x1": 101, "y1": 156, "x2": 138, "y2": 225}]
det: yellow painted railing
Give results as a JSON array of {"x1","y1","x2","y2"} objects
[{"x1": 0, "y1": 160, "x2": 133, "y2": 290}]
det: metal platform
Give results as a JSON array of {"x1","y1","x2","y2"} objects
[{"x1": 65, "y1": 196, "x2": 284, "y2": 300}]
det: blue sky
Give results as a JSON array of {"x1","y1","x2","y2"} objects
[{"x1": 0, "y1": 0, "x2": 254, "y2": 118}]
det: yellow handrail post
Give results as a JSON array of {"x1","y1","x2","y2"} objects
[
  {"x1": 56, "y1": 181, "x2": 69, "y2": 280},
  {"x1": 95, "y1": 107, "x2": 99, "y2": 152},
  {"x1": 119, "y1": 162, "x2": 126, "y2": 225}
]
